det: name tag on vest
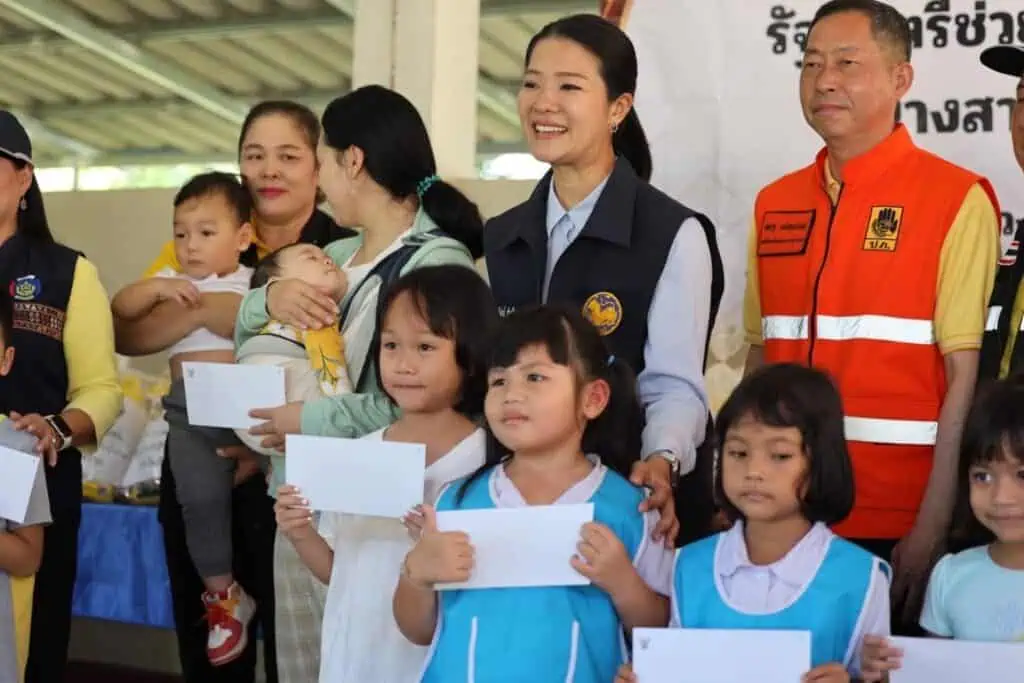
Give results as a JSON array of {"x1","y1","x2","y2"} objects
[{"x1": 758, "y1": 210, "x2": 815, "y2": 257}]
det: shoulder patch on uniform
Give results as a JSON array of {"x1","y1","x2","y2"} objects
[
  {"x1": 863, "y1": 206, "x2": 903, "y2": 252},
  {"x1": 757, "y1": 210, "x2": 814, "y2": 257},
  {"x1": 10, "y1": 274, "x2": 40, "y2": 301},
  {"x1": 582, "y1": 291, "x2": 622, "y2": 336}
]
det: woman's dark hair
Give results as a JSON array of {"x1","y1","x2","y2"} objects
[
  {"x1": 714, "y1": 363, "x2": 854, "y2": 526},
  {"x1": 948, "y1": 375, "x2": 1024, "y2": 552},
  {"x1": 238, "y1": 100, "x2": 320, "y2": 154},
  {"x1": 371, "y1": 265, "x2": 498, "y2": 416},
  {"x1": 457, "y1": 304, "x2": 642, "y2": 503},
  {"x1": 526, "y1": 14, "x2": 652, "y2": 181},
  {"x1": 238, "y1": 100, "x2": 325, "y2": 205},
  {"x1": 320, "y1": 85, "x2": 483, "y2": 258},
  {"x1": 9, "y1": 158, "x2": 53, "y2": 243}
]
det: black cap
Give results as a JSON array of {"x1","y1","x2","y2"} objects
[
  {"x1": 980, "y1": 45, "x2": 1024, "y2": 79},
  {"x1": 0, "y1": 111, "x2": 32, "y2": 165}
]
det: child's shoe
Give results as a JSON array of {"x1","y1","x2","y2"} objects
[{"x1": 203, "y1": 582, "x2": 255, "y2": 666}]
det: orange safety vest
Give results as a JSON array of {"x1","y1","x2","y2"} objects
[{"x1": 754, "y1": 124, "x2": 999, "y2": 540}]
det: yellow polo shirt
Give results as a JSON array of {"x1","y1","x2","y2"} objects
[
  {"x1": 745, "y1": 167, "x2": 999, "y2": 355},
  {"x1": 62, "y1": 257, "x2": 123, "y2": 441}
]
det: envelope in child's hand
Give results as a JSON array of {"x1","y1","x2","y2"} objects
[
  {"x1": 435, "y1": 503, "x2": 594, "y2": 590},
  {"x1": 284, "y1": 434, "x2": 425, "y2": 518},
  {"x1": 182, "y1": 362, "x2": 286, "y2": 429},
  {"x1": 0, "y1": 445, "x2": 43, "y2": 524}
]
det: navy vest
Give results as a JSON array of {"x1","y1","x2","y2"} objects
[
  {"x1": 0, "y1": 234, "x2": 82, "y2": 511},
  {"x1": 483, "y1": 158, "x2": 724, "y2": 546},
  {"x1": 484, "y1": 158, "x2": 722, "y2": 374},
  {"x1": 979, "y1": 217, "x2": 1024, "y2": 381}
]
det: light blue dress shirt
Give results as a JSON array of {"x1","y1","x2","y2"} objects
[{"x1": 543, "y1": 177, "x2": 712, "y2": 473}]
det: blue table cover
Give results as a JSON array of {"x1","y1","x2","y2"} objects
[{"x1": 72, "y1": 502, "x2": 174, "y2": 629}]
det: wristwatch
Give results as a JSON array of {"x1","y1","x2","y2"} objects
[
  {"x1": 648, "y1": 450, "x2": 682, "y2": 485},
  {"x1": 44, "y1": 414, "x2": 73, "y2": 451}
]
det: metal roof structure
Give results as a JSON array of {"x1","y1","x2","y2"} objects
[{"x1": 0, "y1": 0, "x2": 592, "y2": 167}]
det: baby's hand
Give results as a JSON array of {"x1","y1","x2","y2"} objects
[
  {"x1": 571, "y1": 522, "x2": 633, "y2": 595},
  {"x1": 802, "y1": 662, "x2": 848, "y2": 683},
  {"x1": 274, "y1": 485, "x2": 315, "y2": 541},
  {"x1": 860, "y1": 635, "x2": 902, "y2": 682},
  {"x1": 404, "y1": 505, "x2": 474, "y2": 588},
  {"x1": 614, "y1": 662, "x2": 636, "y2": 683},
  {"x1": 402, "y1": 505, "x2": 427, "y2": 541},
  {"x1": 153, "y1": 277, "x2": 200, "y2": 307}
]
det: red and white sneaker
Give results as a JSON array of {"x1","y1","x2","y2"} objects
[{"x1": 203, "y1": 582, "x2": 255, "y2": 666}]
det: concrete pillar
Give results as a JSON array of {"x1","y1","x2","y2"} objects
[{"x1": 352, "y1": 0, "x2": 480, "y2": 178}]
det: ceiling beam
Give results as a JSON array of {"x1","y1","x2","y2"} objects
[
  {"x1": 0, "y1": 0, "x2": 250, "y2": 125},
  {"x1": 0, "y1": 10, "x2": 349, "y2": 54},
  {"x1": 13, "y1": 110, "x2": 98, "y2": 161},
  {"x1": 480, "y1": 0, "x2": 596, "y2": 16},
  {"x1": 29, "y1": 89, "x2": 345, "y2": 119}
]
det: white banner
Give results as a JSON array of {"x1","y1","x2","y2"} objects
[{"x1": 617, "y1": 0, "x2": 1024, "y2": 407}]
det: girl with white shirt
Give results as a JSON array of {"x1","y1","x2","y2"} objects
[
  {"x1": 861, "y1": 376, "x2": 1024, "y2": 681},
  {"x1": 274, "y1": 265, "x2": 498, "y2": 683},
  {"x1": 618, "y1": 363, "x2": 892, "y2": 683},
  {"x1": 395, "y1": 305, "x2": 675, "y2": 683}
]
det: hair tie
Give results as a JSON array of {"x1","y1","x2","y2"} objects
[
  {"x1": 416, "y1": 174, "x2": 440, "y2": 199},
  {"x1": 607, "y1": 354, "x2": 616, "y2": 367}
]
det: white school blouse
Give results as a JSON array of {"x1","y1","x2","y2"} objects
[
  {"x1": 669, "y1": 521, "x2": 890, "y2": 675},
  {"x1": 317, "y1": 427, "x2": 486, "y2": 683}
]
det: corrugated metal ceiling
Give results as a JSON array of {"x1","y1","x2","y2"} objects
[{"x1": 0, "y1": 0, "x2": 592, "y2": 166}]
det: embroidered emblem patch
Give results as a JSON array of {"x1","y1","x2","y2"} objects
[
  {"x1": 582, "y1": 292, "x2": 622, "y2": 336},
  {"x1": 13, "y1": 302, "x2": 65, "y2": 340},
  {"x1": 758, "y1": 210, "x2": 815, "y2": 257},
  {"x1": 10, "y1": 275, "x2": 41, "y2": 301},
  {"x1": 863, "y1": 206, "x2": 903, "y2": 252}
]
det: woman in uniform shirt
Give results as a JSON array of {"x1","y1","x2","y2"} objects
[
  {"x1": 483, "y1": 14, "x2": 724, "y2": 546},
  {"x1": 0, "y1": 110, "x2": 122, "y2": 683}
]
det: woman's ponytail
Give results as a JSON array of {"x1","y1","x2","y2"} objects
[
  {"x1": 419, "y1": 180, "x2": 484, "y2": 259},
  {"x1": 612, "y1": 108, "x2": 652, "y2": 182}
]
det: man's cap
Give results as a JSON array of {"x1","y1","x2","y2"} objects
[
  {"x1": 0, "y1": 111, "x2": 32, "y2": 165},
  {"x1": 980, "y1": 45, "x2": 1024, "y2": 79}
]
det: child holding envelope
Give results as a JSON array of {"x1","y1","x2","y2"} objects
[
  {"x1": 0, "y1": 287, "x2": 51, "y2": 683},
  {"x1": 861, "y1": 375, "x2": 1024, "y2": 681},
  {"x1": 394, "y1": 306, "x2": 675, "y2": 683},
  {"x1": 274, "y1": 265, "x2": 497, "y2": 683},
  {"x1": 617, "y1": 365, "x2": 891, "y2": 683},
  {"x1": 111, "y1": 172, "x2": 257, "y2": 666}
]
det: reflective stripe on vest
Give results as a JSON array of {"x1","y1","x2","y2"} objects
[
  {"x1": 844, "y1": 416, "x2": 938, "y2": 446},
  {"x1": 762, "y1": 314, "x2": 934, "y2": 345}
]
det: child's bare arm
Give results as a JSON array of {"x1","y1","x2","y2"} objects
[
  {"x1": 393, "y1": 564, "x2": 440, "y2": 646},
  {"x1": 0, "y1": 525, "x2": 43, "y2": 577},
  {"x1": 200, "y1": 292, "x2": 244, "y2": 340},
  {"x1": 112, "y1": 278, "x2": 199, "y2": 321}
]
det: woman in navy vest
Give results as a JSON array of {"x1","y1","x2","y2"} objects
[
  {"x1": 0, "y1": 111, "x2": 122, "y2": 683},
  {"x1": 484, "y1": 15, "x2": 724, "y2": 546}
]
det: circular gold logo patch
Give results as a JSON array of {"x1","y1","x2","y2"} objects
[{"x1": 582, "y1": 291, "x2": 622, "y2": 336}]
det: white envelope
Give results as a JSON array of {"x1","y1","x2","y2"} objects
[
  {"x1": 633, "y1": 628, "x2": 811, "y2": 683},
  {"x1": 284, "y1": 434, "x2": 425, "y2": 518},
  {"x1": 891, "y1": 636, "x2": 1024, "y2": 683},
  {"x1": 182, "y1": 362, "x2": 286, "y2": 429},
  {"x1": 435, "y1": 503, "x2": 593, "y2": 590},
  {"x1": 0, "y1": 445, "x2": 42, "y2": 524}
]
